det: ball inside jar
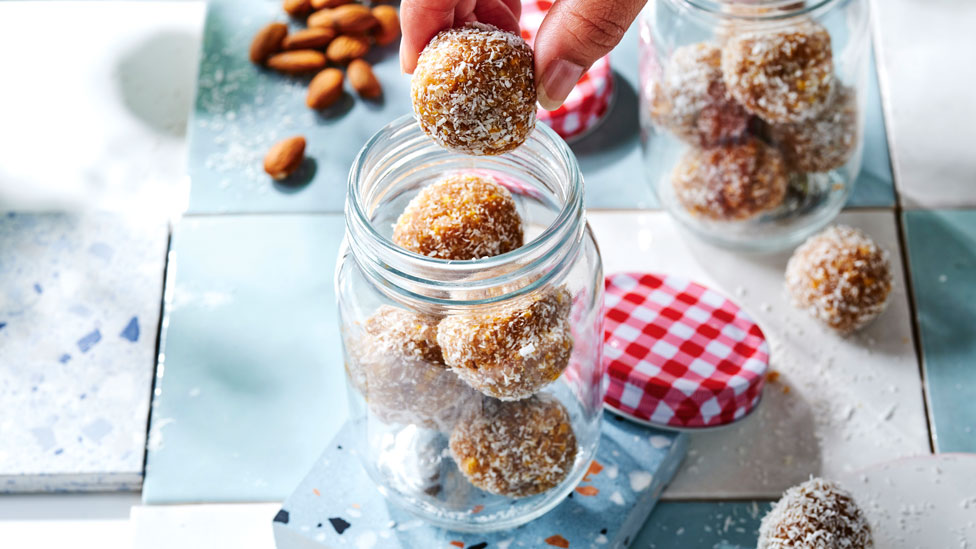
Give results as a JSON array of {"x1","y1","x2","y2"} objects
[
  {"x1": 770, "y1": 85, "x2": 859, "y2": 173},
  {"x1": 411, "y1": 22, "x2": 537, "y2": 156},
  {"x1": 449, "y1": 395, "x2": 578, "y2": 498},
  {"x1": 758, "y1": 477, "x2": 874, "y2": 549}
]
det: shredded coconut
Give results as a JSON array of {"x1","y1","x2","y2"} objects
[{"x1": 758, "y1": 477, "x2": 874, "y2": 549}]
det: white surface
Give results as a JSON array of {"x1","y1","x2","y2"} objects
[
  {"x1": 870, "y1": 0, "x2": 976, "y2": 208},
  {"x1": 0, "y1": 1, "x2": 204, "y2": 215},
  {"x1": 0, "y1": 493, "x2": 138, "y2": 549},
  {"x1": 131, "y1": 503, "x2": 281, "y2": 549},
  {"x1": 587, "y1": 211, "x2": 930, "y2": 498},
  {"x1": 839, "y1": 454, "x2": 976, "y2": 548}
]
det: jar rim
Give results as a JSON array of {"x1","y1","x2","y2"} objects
[
  {"x1": 345, "y1": 115, "x2": 586, "y2": 306},
  {"x1": 668, "y1": 0, "x2": 839, "y2": 21}
]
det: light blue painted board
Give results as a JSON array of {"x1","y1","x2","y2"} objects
[
  {"x1": 635, "y1": 501, "x2": 768, "y2": 548},
  {"x1": 274, "y1": 417, "x2": 688, "y2": 549},
  {"x1": 0, "y1": 212, "x2": 168, "y2": 492},
  {"x1": 903, "y1": 210, "x2": 976, "y2": 453},
  {"x1": 142, "y1": 214, "x2": 348, "y2": 503}
]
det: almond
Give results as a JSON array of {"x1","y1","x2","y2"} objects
[
  {"x1": 326, "y1": 35, "x2": 369, "y2": 64},
  {"x1": 307, "y1": 8, "x2": 337, "y2": 29},
  {"x1": 310, "y1": 0, "x2": 352, "y2": 9},
  {"x1": 347, "y1": 59, "x2": 381, "y2": 99},
  {"x1": 307, "y1": 68, "x2": 345, "y2": 109},
  {"x1": 282, "y1": 27, "x2": 336, "y2": 50},
  {"x1": 283, "y1": 0, "x2": 313, "y2": 18},
  {"x1": 371, "y1": 6, "x2": 400, "y2": 46},
  {"x1": 266, "y1": 50, "x2": 328, "y2": 73},
  {"x1": 249, "y1": 22, "x2": 288, "y2": 65},
  {"x1": 331, "y1": 5, "x2": 377, "y2": 33},
  {"x1": 264, "y1": 136, "x2": 306, "y2": 180}
]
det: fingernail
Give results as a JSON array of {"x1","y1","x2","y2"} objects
[{"x1": 537, "y1": 59, "x2": 585, "y2": 111}]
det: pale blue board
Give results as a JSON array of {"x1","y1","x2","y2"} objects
[
  {"x1": 0, "y1": 212, "x2": 168, "y2": 493},
  {"x1": 903, "y1": 210, "x2": 976, "y2": 453},
  {"x1": 274, "y1": 417, "x2": 688, "y2": 549},
  {"x1": 636, "y1": 501, "x2": 768, "y2": 548},
  {"x1": 142, "y1": 214, "x2": 348, "y2": 503}
]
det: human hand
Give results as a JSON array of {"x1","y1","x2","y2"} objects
[{"x1": 400, "y1": 0, "x2": 646, "y2": 110}]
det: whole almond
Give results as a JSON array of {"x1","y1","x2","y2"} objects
[
  {"x1": 371, "y1": 6, "x2": 400, "y2": 46},
  {"x1": 249, "y1": 22, "x2": 288, "y2": 65},
  {"x1": 347, "y1": 59, "x2": 381, "y2": 99},
  {"x1": 331, "y1": 5, "x2": 377, "y2": 33},
  {"x1": 283, "y1": 0, "x2": 312, "y2": 17},
  {"x1": 311, "y1": 0, "x2": 352, "y2": 9},
  {"x1": 266, "y1": 50, "x2": 328, "y2": 73},
  {"x1": 282, "y1": 27, "x2": 336, "y2": 50},
  {"x1": 326, "y1": 35, "x2": 369, "y2": 64},
  {"x1": 264, "y1": 136, "x2": 306, "y2": 180},
  {"x1": 307, "y1": 68, "x2": 345, "y2": 109},
  {"x1": 307, "y1": 9, "x2": 337, "y2": 29}
]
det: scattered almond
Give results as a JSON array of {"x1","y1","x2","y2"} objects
[
  {"x1": 307, "y1": 9, "x2": 336, "y2": 29},
  {"x1": 311, "y1": 0, "x2": 353, "y2": 9},
  {"x1": 266, "y1": 49, "x2": 328, "y2": 73},
  {"x1": 283, "y1": 0, "x2": 313, "y2": 18},
  {"x1": 331, "y1": 4, "x2": 377, "y2": 33},
  {"x1": 371, "y1": 5, "x2": 400, "y2": 46},
  {"x1": 264, "y1": 136, "x2": 306, "y2": 180},
  {"x1": 326, "y1": 35, "x2": 369, "y2": 64},
  {"x1": 249, "y1": 22, "x2": 288, "y2": 65},
  {"x1": 307, "y1": 68, "x2": 345, "y2": 109},
  {"x1": 282, "y1": 27, "x2": 336, "y2": 50},
  {"x1": 347, "y1": 59, "x2": 381, "y2": 99}
]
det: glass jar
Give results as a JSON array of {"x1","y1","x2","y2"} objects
[
  {"x1": 336, "y1": 115, "x2": 605, "y2": 532},
  {"x1": 639, "y1": 0, "x2": 871, "y2": 251}
]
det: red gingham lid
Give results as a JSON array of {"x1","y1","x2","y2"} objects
[
  {"x1": 603, "y1": 273, "x2": 770, "y2": 429},
  {"x1": 520, "y1": 1, "x2": 614, "y2": 141}
]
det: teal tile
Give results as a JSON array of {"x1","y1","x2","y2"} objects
[
  {"x1": 636, "y1": 501, "x2": 769, "y2": 548},
  {"x1": 142, "y1": 214, "x2": 347, "y2": 503},
  {"x1": 903, "y1": 210, "x2": 976, "y2": 453}
]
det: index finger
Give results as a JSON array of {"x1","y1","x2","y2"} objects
[{"x1": 400, "y1": 0, "x2": 459, "y2": 73}]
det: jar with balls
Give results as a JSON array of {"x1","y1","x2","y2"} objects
[
  {"x1": 335, "y1": 115, "x2": 605, "y2": 531},
  {"x1": 639, "y1": 0, "x2": 871, "y2": 251}
]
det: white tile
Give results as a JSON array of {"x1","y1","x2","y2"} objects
[
  {"x1": 0, "y1": 493, "x2": 137, "y2": 549},
  {"x1": 871, "y1": 0, "x2": 976, "y2": 208},
  {"x1": 0, "y1": 1, "x2": 204, "y2": 215},
  {"x1": 588, "y1": 211, "x2": 929, "y2": 498},
  {"x1": 131, "y1": 503, "x2": 281, "y2": 549}
]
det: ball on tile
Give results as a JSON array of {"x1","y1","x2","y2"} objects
[
  {"x1": 449, "y1": 395, "x2": 577, "y2": 497},
  {"x1": 758, "y1": 477, "x2": 874, "y2": 549},
  {"x1": 411, "y1": 23, "x2": 536, "y2": 155},
  {"x1": 785, "y1": 225, "x2": 892, "y2": 334}
]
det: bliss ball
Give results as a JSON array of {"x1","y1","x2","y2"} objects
[
  {"x1": 393, "y1": 173, "x2": 524, "y2": 260},
  {"x1": 650, "y1": 42, "x2": 752, "y2": 147},
  {"x1": 672, "y1": 137, "x2": 788, "y2": 221},
  {"x1": 437, "y1": 286, "x2": 573, "y2": 400},
  {"x1": 449, "y1": 395, "x2": 577, "y2": 498},
  {"x1": 758, "y1": 477, "x2": 874, "y2": 549},
  {"x1": 411, "y1": 23, "x2": 537, "y2": 156},
  {"x1": 722, "y1": 23, "x2": 834, "y2": 123},
  {"x1": 786, "y1": 225, "x2": 892, "y2": 334},
  {"x1": 771, "y1": 85, "x2": 859, "y2": 173},
  {"x1": 347, "y1": 306, "x2": 477, "y2": 431}
]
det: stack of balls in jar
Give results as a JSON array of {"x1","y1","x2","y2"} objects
[
  {"x1": 650, "y1": 16, "x2": 859, "y2": 222},
  {"x1": 346, "y1": 23, "x2": 580, "y2": 499}
]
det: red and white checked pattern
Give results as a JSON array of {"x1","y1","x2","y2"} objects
[
  {"x1": 520, "y1": 0, "x2": 614, "y2": 140},
  {"x1": 603, "y1": 273, "x2": 769, "y2": 429}
]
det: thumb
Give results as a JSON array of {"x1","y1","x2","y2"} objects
[{"x1": 533, "y1": 0, "x2": 646, "y2": 110}]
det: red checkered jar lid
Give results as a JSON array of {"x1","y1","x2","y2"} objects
[
  {"x1": 603, "y1": 273, "x2": 770, "y2": 429},
  {"x1": 520, "y1": 1, "x2": 614, "y2": 140}
]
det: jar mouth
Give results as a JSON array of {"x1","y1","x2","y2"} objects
[
  {"x1": 673, "y1": 0, "x2": 837, "y2": 21},
  {"x1": 346, "y1": 115, "x2": 585, "y2": 307}
]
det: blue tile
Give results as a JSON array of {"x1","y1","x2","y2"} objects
[
  {"x1": 903, "y1": 210, "x2": 976, "y2": 453},
  {"x1": 142, "y1": 214, "x2": 348, "y2": 503},
  {"x1": 636, "y1": 501, "x2": 769, "y2": 548}
]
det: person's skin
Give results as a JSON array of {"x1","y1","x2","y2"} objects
[{"x1": 400, "y1": 0, "x2": 647, "y2": 111}]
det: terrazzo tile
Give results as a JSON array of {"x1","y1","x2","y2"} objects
[
  {"x1": 635, "y1": 501, "x2": 767, "y2": 548},
  {"x1": 0, "y1": 213, "x2": 168, "y2": 492},
  {"x1": 142, "y1": 214, "x2": 347, "y2": 503},
  {"x1": 903, "y1": 210, "x2": 976, "y2": 453},
  {"x1": 587, "y1": 210, "x2": 929, "y2": 498}
]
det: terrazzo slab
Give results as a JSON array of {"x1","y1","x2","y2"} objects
[
  {"x1": 273, "y1": 418, "x2": 687, "y2": 549},
  {"x1": 142, "y1": 214, "x2": 347, "y2": 503},
  {"x1": 185, "y1": 1, "x2": 893, "y2": 214},
  {"x1": 871, "y1": 0, "x2": 976, "y2": 208},
  {"x1": 0, "y1": 1, "x2": 202, "y2": 215},
  {"x1": 903, "y1": 210, "x2": 976, "y2": 453},
  {"x1": 635, "y1": 501, "x2": 766, "y2": 548},
  {"x1": 587, "y1": 210, "x2": 929, "y2": 498},
  {"x1": 0, "y1": 213, "x2": 168, "y2": 492}
]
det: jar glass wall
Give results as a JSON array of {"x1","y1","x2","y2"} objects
[
  {"x1": 639, "y1": 0, "x2": 871, "y2": 251},
  {"x1": 336, "y1": 116, "x2": 605, "y2": 532}
]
